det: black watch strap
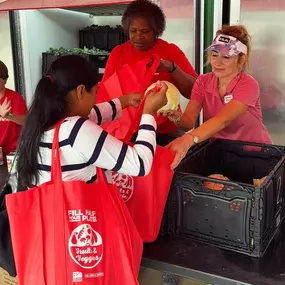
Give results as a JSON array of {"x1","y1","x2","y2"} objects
[
  {"x1": 5, "y1": 112, "x2": 13, "y2": 119},
  {"x1": 168, "y1": 62, "x2": 177, "y2": 73}
]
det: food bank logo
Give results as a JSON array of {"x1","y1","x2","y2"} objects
[
  {"x1": 112, "y1": 172, "x2": 134, "y2": 202},
  {"x1": 68, "y1": 224, "x2": 103, "y2": 269}
]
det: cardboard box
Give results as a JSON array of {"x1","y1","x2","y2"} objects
[{"x1": 0, "y1": 268, "x2": 17, "y2": 285}]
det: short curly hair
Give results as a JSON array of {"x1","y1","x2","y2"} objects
[
  {"x1": 0, "y1": 60, "x2": 9, "y2": 80},
  {"x1": 122, "y1": 0, "x2": 166, "y2": 37}
]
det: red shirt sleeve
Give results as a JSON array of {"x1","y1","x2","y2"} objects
[
  {"x1": 233, "y1": 75, "x2": 259, "y2": 107},
  {"x1": 168, "y1": 43, "x2": 198, "y2": 78},
  {"x1": 12, "y1": 92, "x2": 28, "y2": 115},
  {"x1": 102, "y1": 45, "x2": 122, "y2": 82},
  {"x1": 0, "y1": 90, "x2": 27, "y2": 154},
  {"x1": 191, "y1": 75, "x2": 205, "y2": 105}
]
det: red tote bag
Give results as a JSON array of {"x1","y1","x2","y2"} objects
[
  {"x1": 96, "y1": 55, "x2": 160, "y2": 140},
  {"x1": 112, "y1": 88, "x2": 175, "y2": 242},
  {"x1": 6, "y1": 120, "x2": 143, "y2": 285}
]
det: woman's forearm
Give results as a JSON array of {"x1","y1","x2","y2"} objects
[
  {"x1": 190, "y1": 116, "x2": 227, "y2": 142},
  {"x1": 176, "y1": 114, "x2": 195, "y2": 131},
  {"x1": 9, "y1": 114, "x2": 26, "y2": 126},
  {"x1": 170, "y1": 66, "x2": 196, "y2": 99},
  {"x1": 189, "y1": 100, "x2": 248, "y2": 142}
]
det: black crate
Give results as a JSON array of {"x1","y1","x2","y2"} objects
[
  {"x1": 167, "y1": 139, "x2": 285, "y2": 257},
  {"x1": 42, "y1": 53, "x2": 108, "y2": 77},
  {"x1": 79, "y1": 26, "x2": 127, "y2": 51}
]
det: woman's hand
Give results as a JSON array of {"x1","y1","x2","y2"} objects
[
  {"x1": 157, "y1": 59, "x2": 174, "y2": 73},
  {"x1": 143, "y1": 81, "x2": 168, "y2": 115},
  {"x1": 166, "y1": 133, "x2": 194, "y2": 169},
  {"x1": 120, "y1": 93, "x2": 143, "y2": 109},
  {"x1": 127, "y1": 93, "x2": 143, "y2": 108},
  {"x1": 0, "y1": 98, "x2": 11, "y2": 118}
]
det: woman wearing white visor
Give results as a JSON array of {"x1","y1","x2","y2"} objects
[{"x1": 163, "y1": 25, "x2": 272, "y2": 169}]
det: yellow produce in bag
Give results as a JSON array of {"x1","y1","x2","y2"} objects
[{"x1": 145, "y1": 81, "x2": 180, "y2": 114}]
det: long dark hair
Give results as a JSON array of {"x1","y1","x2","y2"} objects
[{"x1": 17, "y1": 55, "x2": 98, "y2": 189}]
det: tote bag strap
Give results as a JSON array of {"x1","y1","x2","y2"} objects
[
  {"x1": 51, "y1": 118, "x2": 65, "y2": 182},
  {"x1": 123, "y1": 55, "x2": 160, "y2": 142},
  {"x1": 120, "y1": 54, "x2": 160, "y2": 94},
  {"x1": 121, "y1": 54, "x2": 160, "y2": 140},
  {"x1": 51, "y1": 118, "x2": 69, "y2": 284},
  {"x1": 124, "y1": 83, "x2": 162, "y2": 142},
  {"x1": 140, "y1": 54, "x2": 160, "y2": 91}
]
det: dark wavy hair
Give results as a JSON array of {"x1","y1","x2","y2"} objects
[
  {"x1": 17, "y1": 55, "x2": 98, "y2": 189},
  {"x1": 122, "y1": 0, "x2": 166, "y2": 37},
  {"x1": 0, "y1": 60, "x2": 9, "y2": 79}
]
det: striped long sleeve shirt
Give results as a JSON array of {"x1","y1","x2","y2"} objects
[{"x1": 37, "y1": 98, "x2": 156, "y2": 185}]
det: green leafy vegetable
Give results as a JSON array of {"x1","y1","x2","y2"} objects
[{"x1": 46, "y1": 47, "x2": 110, "y2": 56}]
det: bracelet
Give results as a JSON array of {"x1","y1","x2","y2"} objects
[
  {"x1": 168, "y1": 112, "x2": 182, "y2": 123},
  {"x1": 4, "y1": 112, "x2": 13, "y2": 119},
  {"x1": 168, "y1": 62, "x2": 177, "y2": 73}
]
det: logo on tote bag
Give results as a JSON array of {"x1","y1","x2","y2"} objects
[
  {"x1": 112, "y1": 172, "x2": 134, "y2": 202},
  {"x1": 68, "y1": 223, "x2": 103, "y2": 269}
]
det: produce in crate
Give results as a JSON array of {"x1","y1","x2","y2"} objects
[
  {"x1": 145, "y1": 80, "x2": 180, "y2": 114},
  {"x1": 203, "y1": 174, "x2": 230, "y2": 191}
]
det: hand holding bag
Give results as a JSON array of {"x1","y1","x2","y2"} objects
[{"x1": 96, "y1": 55, "x2": 161, "y2": 140}]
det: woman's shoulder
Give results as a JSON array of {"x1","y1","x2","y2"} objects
[
  {"x1": 238, "y1": 72, "x2": 260, "y2": 92},
  {"x1": 196, "y1": 73, "x2": 215, "y2": 85},
  {"x1": 43, "y1": 116, "x2": 101, "y2": 143},
  {"x1": 63, "y1": 116, "x2": 102, "y2": 131},
  {"x1": 158, "y1": 39, "x2": 183, "y2": 52},
  {"x1": 4, "y1": 88, "x2": 26, "y2": 106},
  {"x1": 42, "y1": 116, "x2": 83, "y2": 135},
  {"x1": 42, "y1": 116, "x2": 101, "y2": 144},
  {"x1": 53, "y1": 116, "x2": 88, "y2": 135},
  {"x1": 63, "y1": 116, "x2": 90, "y2": 127},
  {"x1": 111, "y1": 40, "x2": 132, "y2": 55},
  {"x1": 5, "y1": 88, "x2": 23, "y2": 98},
  {"x1": 240, "y1": 72, "x2": 259, "y2": 84}
]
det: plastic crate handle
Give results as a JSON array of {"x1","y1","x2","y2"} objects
[{"x1": 215, "y1": 139, "x2": 284, "y2": 156}]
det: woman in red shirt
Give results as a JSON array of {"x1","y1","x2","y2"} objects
[
  {"x1": 0, "y1": 60, "x2": 27, "y2": 155},
  {"x1": 100, "y1": 0, "x2": 198, "y2": 146}
]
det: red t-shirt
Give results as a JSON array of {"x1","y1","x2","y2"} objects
[
  {"x1": 0, "y1": 88, "x2": 27, "y2": 154},
  {"x1": 101, "y1": 39, "x2": 198, "y2": 134}
]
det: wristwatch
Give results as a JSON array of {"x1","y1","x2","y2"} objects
[
  {"x1": 187, "y1": 133, "x2": 199, "y2": 145},
  {"x1": 5, "y1": 112, "x2": 13, "y2": 119}
]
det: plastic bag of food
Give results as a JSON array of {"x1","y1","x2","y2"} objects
[{"x1": 145, "y1": 80, "x2": 180, "y2": 114}]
